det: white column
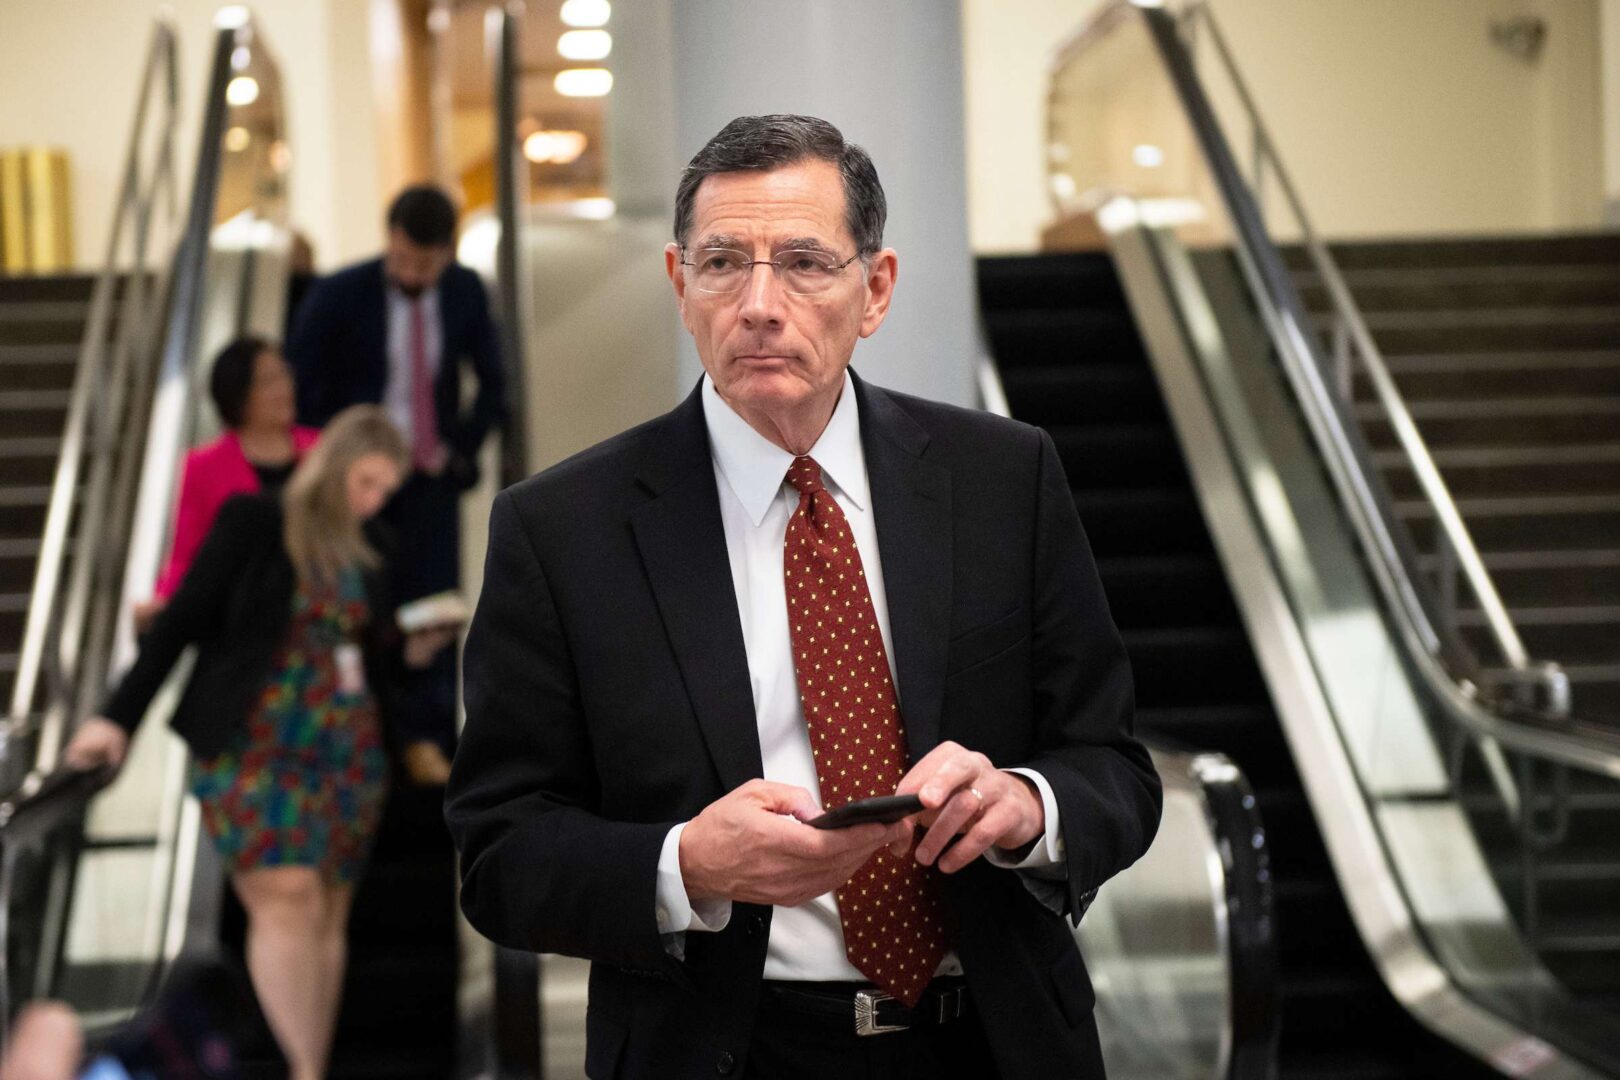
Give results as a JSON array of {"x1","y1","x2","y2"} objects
[{"x1": 666, "y1": 1, "x2": 979, "y2": 408}]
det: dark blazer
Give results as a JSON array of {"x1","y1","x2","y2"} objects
[
  {"x1": 102, "y1": 495, "x2": 404, "y2": 759},
  {"x1": 285, "y1": 257, "x2": 505, "y2": 473},
  {"x1": 445, "y1": 374, "x2": 1162, "y2": 1079}
]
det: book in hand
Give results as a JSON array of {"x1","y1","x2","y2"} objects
[{"x1": 395, "y1": 590, "x2": 472, "y2": 634}]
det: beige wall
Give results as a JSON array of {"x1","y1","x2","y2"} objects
[
  {"x1": 963, "y1": 0, "x2": 1105, "y2": 254},
  {"x1": 965, "y1": 0, "x2": 1610, "y2": 251},
  {"x1": 0, "y1": 0, "x2": 383, "y2": 272}
]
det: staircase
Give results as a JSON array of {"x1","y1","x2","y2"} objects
[
  {"x1": 1293, "y1": 232, "x2": 1620, "y2": 1028},
  {"x1": 0, "y1": 273, "x2": 93, "y2": 716},
  {"x1": 979, "y1": 251, "x2": 1494, "y2": 1078},
  {"x1": 1291, "y1": 235, "x2": 1620, "y2": 725}
]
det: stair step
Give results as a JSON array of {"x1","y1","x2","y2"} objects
[
  {"x1": 1379, "y1": 443, "x2": 1620, "y2": 499},
  {"x1": 1286, "y1": 233, "x2": 1620, "y2": 271},
  {"x1": 1359, "y1": 354, "x2": 1620, "y2": 401},
  {"x1": 1299, "y1": 265, "x2": 1620, "y2": 312},
  {"x1": 0, "y1": 274, "x2": 98, "y2": 304}
]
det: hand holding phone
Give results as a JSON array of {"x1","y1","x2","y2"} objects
[{"x1": 806, "y1": 793, "x2": 923, "y2": 830}]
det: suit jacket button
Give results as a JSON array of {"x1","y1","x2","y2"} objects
[
  {"x1": 716, "y1": 1051, "x2": 736, "y2": 1075},
  {"x1": 747, "y1": 915, "x2": 765, "y2": 937}
]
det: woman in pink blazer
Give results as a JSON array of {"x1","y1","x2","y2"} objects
[{"x1": 142, "y1": 337, "x2": 322, "y2": 622}]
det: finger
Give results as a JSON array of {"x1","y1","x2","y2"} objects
[
  {"x1": 893, "y1": 741, "x2": 963, "y2": 797},
  {"x1": 937, "y1": 802, "x2": 1022, "y2": 874},
  {"x1": 914, "y1": 788, "x2": 985, "y2": 867},
  {"x1": 743, "y1": 781, "x2": 820, "y2": 819}
]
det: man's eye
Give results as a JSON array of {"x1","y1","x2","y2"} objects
[
  {"x1": 703, "y1": 254, "x2": 743, "y2": 272},
  {"x1": 787, "y1": 256, "x2": 826, "y2": 273}
]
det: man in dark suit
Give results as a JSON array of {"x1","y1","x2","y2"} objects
[
  {"x1": 287, "y1": 185, "x2": 504, "y2": 780},
  {"x1": 445, "y1": 115, "x2": 1160, "y2": 1079}
]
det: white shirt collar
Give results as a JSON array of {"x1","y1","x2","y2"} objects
[{"x1": 702, "y1": 370, "x2": 869, "y2": 527}]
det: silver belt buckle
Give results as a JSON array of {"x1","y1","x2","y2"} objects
[{"x1": 854, "y1": 989, "x2": 907, "y2": 1036}]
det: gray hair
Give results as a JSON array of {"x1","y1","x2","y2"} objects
[{"x1": 673, "y1": 114, "x2": 887, "y2": 256}]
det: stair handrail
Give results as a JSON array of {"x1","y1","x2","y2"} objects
[
  {"x1": 1175, "y1": 1, "x2": 1560, "y2": 713},
  {"x1": 10, "y1": 16, "x2": 182, "y2": 772},
  {"x1": 1048, "y1": 2, "x2": 1620, "y2": 784}
]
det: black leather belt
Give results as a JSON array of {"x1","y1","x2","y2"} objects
[{"x1": 762, "y1": 978, "x2": 971, "y2": 1037}]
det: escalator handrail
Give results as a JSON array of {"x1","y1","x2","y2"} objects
[
  {"x1": 1051, "y1": 2, "x2": 1620, "y2": 783},
  {"x1": 489, "y1": 0, "x2": 532, "y2": 491},
  {"x1": 10, "y1": 16, "x2": 180, "y2": 768},
  {"x1": 978, "y1": 360, "x2": 1279, "y2": 1079},
  {"x1": 485, "y1": 7, "x2": 544, "y2": 1078}
]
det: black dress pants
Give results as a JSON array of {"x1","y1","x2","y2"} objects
[{"x1": 743, "y1": 982, "x2": 1001, "y2": 1080}]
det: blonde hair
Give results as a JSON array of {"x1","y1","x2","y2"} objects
[{"x1": 282, "y1": 405, "x2": 409, "y2": 584}]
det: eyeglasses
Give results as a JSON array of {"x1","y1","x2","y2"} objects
[{"x1": 679, "y1": 247, "x2": 863, "y2": 296}]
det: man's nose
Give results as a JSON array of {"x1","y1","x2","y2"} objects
[{"x1": 737, "y1": 260, "x2": 787, "y2": 327}]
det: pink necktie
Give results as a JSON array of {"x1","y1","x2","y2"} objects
[{"x1": 409, "y1": 299, "x2": 441, "y2": 473}]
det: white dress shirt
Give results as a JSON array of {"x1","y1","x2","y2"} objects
[
  {"x1": 384, "y1": 284, "x2": 441, "y2": 444},
  {"x1": 653, "y1": 372, "x2": 1065, "y2": 980}
]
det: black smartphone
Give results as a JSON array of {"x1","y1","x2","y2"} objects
[{"x1": 807, "y1": 793, "x2": 923, "y2": 830}]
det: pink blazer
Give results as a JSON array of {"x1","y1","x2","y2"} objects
[{"x1": 154, "y1": 426, "x2": 322, "y2": 599}]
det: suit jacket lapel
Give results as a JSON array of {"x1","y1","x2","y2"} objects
[
  {"x1": 630, "y1": 384, "x2": 763, "y2": 792},
  {"x1": 854, "y1": 373, "x2": 953, "y2": 763}
]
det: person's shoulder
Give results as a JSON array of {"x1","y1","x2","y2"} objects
[
  {"x1": 214, "y1": 491, "x2": 283, "y2": 532},
  {"x1": 312, "y1": 258, "x2": 385, "y2": 297},
  {"x1": 864, "y1": 379, "x2": 1043, "y2": 457}
]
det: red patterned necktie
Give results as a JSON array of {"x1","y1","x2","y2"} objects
[
  {"x1": 409, "y1": 298, "x2": 441, "y2": 473},
  {"x1": 783, "y1": 454, "x2": 951, "y2": 1007}
]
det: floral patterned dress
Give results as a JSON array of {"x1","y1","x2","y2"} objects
[{"x1": 189, "y1": 566, "x2": 389, "y2": 883}]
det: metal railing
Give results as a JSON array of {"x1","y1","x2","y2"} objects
[
  {"x1": 1175, "y1": 0, "x2": 1564, "y2": 719},
  {"x1": 9, "y1": 16, "x2": 181, "y2": 777},
  {"x1": 484, "y1": 6, "x2": 542, "y2": 1077}
]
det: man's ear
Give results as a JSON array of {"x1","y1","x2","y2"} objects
[
  {"x1": 665, "y1": 243, "x2": 691, "y2": 328},
  {"x1": 859, "y1": 249, "x2": 899, "y2": 338}
]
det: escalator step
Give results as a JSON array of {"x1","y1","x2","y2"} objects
[
  {"x1": 982, "y1": 309, "x2": 1147, "y2": 370},
  {"x1": 1095, "y1": 555, "x2": 1237, "y2": 630},
  {"x1": 1000, "y1": 364, "x2": 1164, "y2": 426},
  {"x1": 1047, "y1": 425, "x2": 1190, "y2": 491},
  {"x1": 1070, "y1": 488, "x2": 1211, "y2": 558},
  {"x1": 975, "y1": 251, "x2": 1125, "y2": 311},
  {"x1": 1120, "y1": 626, "x2": 1267, "y2": 709}
]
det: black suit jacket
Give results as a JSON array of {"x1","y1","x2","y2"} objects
[
  {"x1": 445, "y1": 374, "x2": 1161, "y2": 1079},
  {"x1": 285, "y1": 257, "x2": 505, "y2": 470},
  {"x1": 102, "y1": 495, "x2": 405, "y2": 758}
]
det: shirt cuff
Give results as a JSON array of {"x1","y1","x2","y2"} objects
[
  {"x1": 984, "y1": 768, "x2": 1065, "y2": 871},
  {"x1": 656, "y1": 823, "x2": 733, "y2": 935}
]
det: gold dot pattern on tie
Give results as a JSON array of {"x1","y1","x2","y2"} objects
[{"x1": 783, "y1": 454, "x2": 950, "y2": 1008}]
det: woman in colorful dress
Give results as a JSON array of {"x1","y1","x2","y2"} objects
[
  {"x1": 66, "y1": 406, "x2": 455, "y2": 1080},
  {"x1": 136, "y1": 335, "x2": 321, "y2": 631}
]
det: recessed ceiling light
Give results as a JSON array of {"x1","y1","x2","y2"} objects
[
  {"x1": 560, "y1": 0, "x2": 610, "y2": 28},
  {"x1": 558, "y1": 29, "x2": 611, "y2": 60},
  {"x1": 554, "y1": 68, "x2": 613, "y2": 97}
]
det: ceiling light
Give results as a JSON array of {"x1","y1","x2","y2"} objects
[
  {"x1": 558, "y1": 29, "x2": 611, "y2": 60},
  {"x1": 1132, "y1": 143, "x2": 1165, "y2": 168},
  {"x1": 226, "y1": 76, "x2": 259, "y2": 107},
  {"x1": 560, "y1": 0, "x2": 610, "y2": 28},
  {"x1": 554, "y1": 68, "x2": 612, "y2": 97},
  {"x1": 224, "y1": 126, "x2": 251, "y2": 152},
  {"x1": 523, "y1": 130, "x2": 588, "y2": 164}
]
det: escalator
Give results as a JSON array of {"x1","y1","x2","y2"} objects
[
  {"x1": 0, "y1": 7, "x2": 537, "y2": 1078},
  {"x1": 1010, "y1": 1, "x2": 1620, "y2": 1076},
  {"x1": 981, "y1": 252, "x2": 1491, "y2": 1078}
]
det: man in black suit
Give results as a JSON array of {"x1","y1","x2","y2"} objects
[
  {"x1": 445, "y1": 115, "x2": 1160, "y2": 1079},
  {"x1": 287, "y1": 185, "x2": 504, "y2": 780}
]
